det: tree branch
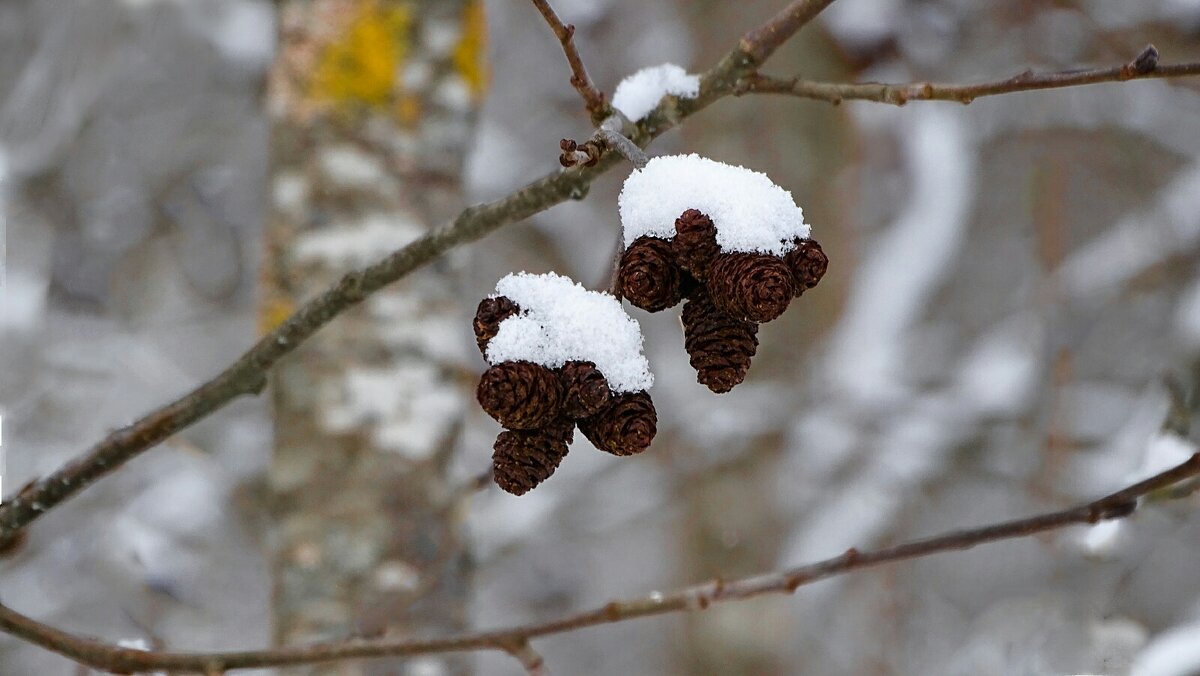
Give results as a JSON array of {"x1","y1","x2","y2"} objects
[
  {"x1": 1, "y1": 454, "x2": 1195, "y2": 673},
  {"x1": 740, "y1": 45, "x2": 1200, "y2": 106},
  {"x1": 0, "y1": 0, "x2": 838, "y2": 547},
  {"x1": 527, "y1": 0, "x2": 610, "y2": 124}
]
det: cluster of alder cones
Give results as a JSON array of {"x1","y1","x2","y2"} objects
[
  {"x1": 474, "y1": 297, "x2": 657, "y2": 495},
  {"x1": 618, "y1": 209, "x2": 828, "y2": 393}
]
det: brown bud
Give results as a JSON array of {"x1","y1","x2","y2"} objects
[
  {"x1": 618, "y1": 236, "x2": 685, "y2": 312},
  {"x1": 578, "y1": 391, "x2": 657, "y2": 456},
  {"x1": 477, "y1": 361, "x2": 563, "y2": 429},
  {"x1": 784, "y1": 238, "x2": 828, "y2": 296},
  {"x1": 474, "y1": 296, "x2": 520, "y2": 354},
  {"x1": 706, "y1": 252, "x2": 795, "y2": 323},
  {"x1": 673, "y1": 209, "x2": 720, "y2": 281},
  {"x1": 492, "y1": 427, "x2": 570, "y2": 495},
  {"x1": 681, "y1": 291, "x2": 759, "y2": 393},
  {"x1": 559, "y1": 361, "x2": 612, "y2": 419}
]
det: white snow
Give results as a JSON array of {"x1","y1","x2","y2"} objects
[
  {"x1": 611, "y1": 63, "x2": 700, "y2": 121},
  {"x1": 294, "y1": 213, "x2": 423, "y2": 267},
  {"x1": 1079, "y1": 519, "x2": 1124, "y2": 559},
  {"x1": 1131, "y1": 622, "x2": 1200, "y2": 676},
  {"x1": 1130, "y1": 433, "x2": 1196, "y2": 483},
  {"x1": 485, "y1": 272, "x2": 653, "y2": 393},
  {"x1": 618, "y1": 154, "x2": 811, "y2": 255}
]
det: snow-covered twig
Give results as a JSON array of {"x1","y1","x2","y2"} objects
[
  {"x1": 0, "y1": 453, "x2": 1195, "y2": 673},
  {"x1": 0, "y1": 0, "x2": 847, "y2": 548},
  {"x1": 740, "y1": 45, "x2": 1200, "y2": 106},
  {"x1": 527, "y1": 0, "x2": 609, "y2": 123}
]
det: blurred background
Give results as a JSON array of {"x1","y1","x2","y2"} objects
[{"x1": 2, "y1": 0, "x2": 1200, "y2": 674}]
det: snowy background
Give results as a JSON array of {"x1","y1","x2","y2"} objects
[{"x1": 3, "y1": 0, "x2": 1200, "y2": 674}]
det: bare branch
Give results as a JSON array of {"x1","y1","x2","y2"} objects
[
  {"x1": 528, "y1": 0, "x2": 609, "y2": 123},
  {"x1": 503, "y1": 639, "x2": 549, "y2": 676},
  {"x1": 597, "y1": 127, "x2": 649, "y2": 170},
  {"x1": 0, "y1": 454, "x2": 1196, "y2": 673},
  {"x1": 739, "y1": 0, "x2": 841, "y2": 65},
  {"x1": 740, "y1": 46, "x2": 1200, "y2": 106}
]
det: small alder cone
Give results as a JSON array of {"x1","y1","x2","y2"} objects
[
  {"x1": 681, "y1": 291, "x2": 760, "y2": 393},
  {"x1": 706, "y1": 252, "x2": 796, "y2": 323},
  {"x1": 578, "y1": 391, "x2": 657, "y2": 456},
  {"x1": 492, "y1": 427, "x2": 570, "y2": 495},
  {"x1": 784, "y1": 238, "x2": 828, "y2": 296},
  {"x1": 473, "y1": 296, "x2": 520, "y2": 353},
  {"x1": 672, "y1": 209, "x2": 720, "y2": 281},
  {"x1": 477, "y1": 361, "x2": 563, "y2": 429},
  {"x1": 559, "y1": 361, "x2": 612, "y2": 419},
  {"x1": 618, "y1": 236, "x2": 685, "y2": 312}
]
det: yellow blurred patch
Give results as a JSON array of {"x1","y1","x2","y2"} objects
[
  {"x1": 311, "y1": 0, "x2": 412, "y2": 109},
  {"x1": 453, "y1": 0, "x2": 489, "y2": 101},
  {"x1": 260, "y1": 296, "x2": 296, "y2": 335}
]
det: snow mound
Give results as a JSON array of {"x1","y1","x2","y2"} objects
[
  {"x1": 486, "y1": 272, "x2": 653, "y2": 394},
  {"x1": 618, "y1": 154, "x2": 811, "y2": 255},
  {"x1": 611, "y1": 63, "x2": 700, "y2": 121}
]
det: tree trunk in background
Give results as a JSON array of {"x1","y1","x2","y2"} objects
[{"x1": 264, "y1": 2, "x2": 485, "y2": 673}]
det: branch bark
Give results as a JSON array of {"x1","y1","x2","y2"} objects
[
  {"x1": 528, "y1": 0, "x2": 610, "y2": 123},
  {"x1": 740, "y1": 46, "x2": 1200, "y2": 106},
  {"x1": 1, "y1": 454, "x2": 1195, "y2": 673}
]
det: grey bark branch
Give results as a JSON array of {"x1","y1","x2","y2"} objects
[
  {"x1": 740, "y1": 46, "x2": 1200, "y2": 106},
  {"x1": 0, "y1": 453, "x2": 1196, "y2": 673}
]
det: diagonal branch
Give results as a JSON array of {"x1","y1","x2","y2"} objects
[
  {"x1": 528, "y1": 0, "x2": 610, "y2": 124},
  {"x1": 740, "y1": 0, "x2": 842, "y2": 65},
  {"x1": 740, "y1": 44, "x2": 1200, "y2": 106},
  {"x1": 0, "y1": 454, "x2": 1196, "y2": 673},
  {"x1": 0, "y1": 0, "x2": 839, "y2": 549}
]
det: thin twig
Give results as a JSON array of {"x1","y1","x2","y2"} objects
[
  {"x1": 739, "y1": 0, "x2": 842, "y2": 65},
  {"x1": 740, "y1": 45, "x2": 1200, "y2": 106},
  {"x1": 0, "y1": 0, "x2": 841, "y2": 546},
  {"x1": 597, "y1": 127, "x2": 649, "y2": 170},
  {"x1": 0, "y1": 454, "x2": 1195, "y2": 673},
  {"x1": 528, "y1": 0, "x2": 609, "y2": 123},
  {"x1": 503, "y1": 639, "x2": 549, "y2": 676}
]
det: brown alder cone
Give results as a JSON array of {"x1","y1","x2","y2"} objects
[
  {"x1": 492, "y1": 426, "x2": 570, "y2": 495},
  {"x1": 473, "y1": 296, "x2": 520, "y2": 354},
  {"x1": 578, "y1": 391, "x2": 657, "y2": 456},
  {"x1": 559, "y1": 361, "x2": 612, "y2": 419},
  {"x1": 706, "y1": 251, "x2": 796, "y2": 323},
  {"x1": 681, "y1": 291, "x2": 760, "y2": 393},
  {"x1": 477, "y1": 361, "x2": 563, "y2": 429},
  {"x1": 618, "y1": 236, "x2": 685, "y2": 312},
  {"x1": 784, "y1": 237, "x2": 828, "y2": 296},
  {"x1": 672, "y1": 209, "x2": 720, "y2": 281}
]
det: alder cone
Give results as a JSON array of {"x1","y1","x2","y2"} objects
[
  {"x1": 473, "y1": 296, "x2": 520, "y2": 353},
  {"x1": 681, "y1": 292, "x2": 760, "y2": 393},
  {"x1": 784, "y1": 238, "x2": 828, "y2": 296},
  {"x1": 673, "y1": 209, "x2": 720, "y2": 281},
  {"x1": 706, "y1": 252, "x2": 795, "y2": 323},
  {"x1": 477, "y1": 361, "x2": 563, "y2": 429},
  {"x1": 559, "y1": 361, "x2": 612, "y2": 419},
  {"x1": 578, "y1": 391, "x2": 657, "y2": 456},
  {"x1": 618, "y1": 236, "x2": 685, "y2": 312},
  {"x1": 492, "y1": 427, "x2": 570, "y2": 495}
]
